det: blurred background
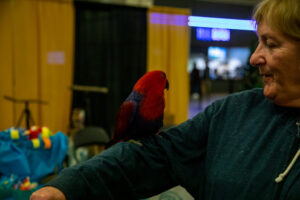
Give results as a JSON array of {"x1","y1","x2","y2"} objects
[
  {"x1": 0, "y1": 0, "x2": 263, "y2": 135},
  {"x1": 0, "y1": 0, "x2": 264, "y2": 199}
]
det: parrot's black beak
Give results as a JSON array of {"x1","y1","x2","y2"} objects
[{"x1": 165, "y1": 79, "x2": 169, "y2": 90}]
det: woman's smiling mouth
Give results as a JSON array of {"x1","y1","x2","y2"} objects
[{"x1": 261, "y1": 73, "x2": 274, "y2": 83}]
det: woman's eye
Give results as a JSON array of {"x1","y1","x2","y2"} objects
[
  {"x1": 267, "y1": 43, "x2": 277, "y2": 48},
  {"x1": 265, "y1": 38, "x2": 279, "y2": 49}
]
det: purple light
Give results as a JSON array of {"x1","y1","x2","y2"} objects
[{"x1": 150, "y1": 13, "x2": 188, "y2": 26}]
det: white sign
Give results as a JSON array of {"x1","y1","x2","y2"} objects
[{"x1": 47, "y1": 51, "x2": 65, "y2": 65}]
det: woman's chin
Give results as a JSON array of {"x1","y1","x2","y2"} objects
[
  {"x1": 263, "y1": 85, "x2": 276, "y2": 100},
  {"x1": 264, "y1": 86, "x2": 291, "y2": 106}
]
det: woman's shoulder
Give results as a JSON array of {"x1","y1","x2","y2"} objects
[
  {"x1": 212, "y1": 88, "x2": 264, "y2": 105},
  {"x1": 229, "y1": 88, "x2": 264, "y2": 99},
  {"x1": 209, "y1": 88, "x2": 268, "y2": 114}
]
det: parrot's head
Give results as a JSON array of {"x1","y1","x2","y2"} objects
[{"x1": 133, "y1": 70, "x2": 169, "y2": 94}]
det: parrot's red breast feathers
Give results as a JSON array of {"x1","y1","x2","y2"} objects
[
  {"x1": 133, "y1": 70, "x2": 167, "y2": 120},
  {"x1": 140, "y1": 94, "x2": 165, "y2": 121}
]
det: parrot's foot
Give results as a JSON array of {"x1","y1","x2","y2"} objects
[{"x1": 128, "y1": 139, "x2": 143, "y2": 147}]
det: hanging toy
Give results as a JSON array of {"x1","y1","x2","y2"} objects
[
  {"x1": 10, "y1": 129, "x2": 20, "y2": 140},
  {"x1": 19, "y1": 177, "x2": 38, "y2": 191},
  {"x1": 26, "y1": 126, "x2": 41, "y2": 140},
  {"x1": 41, "y1": 126, "x2": 52, "y2": 138},
  {"x1": 32, "y1": 138, "x2": 40, "y2": 149},
  {"x1": 42, "y1": 137, "x2": 52, "y2": 149}
]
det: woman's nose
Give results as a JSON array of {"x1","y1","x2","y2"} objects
[{"x1": 249, "y1": 44, "x2": 265, "y2": 67}]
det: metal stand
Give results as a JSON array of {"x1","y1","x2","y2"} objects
[{"x1": 4, "y1": 95, "x2": 48, "y2": 129}]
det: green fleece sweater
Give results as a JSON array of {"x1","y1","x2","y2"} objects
[{"x1": 47, "y1": 89, "x2": 300, "y2": 200}]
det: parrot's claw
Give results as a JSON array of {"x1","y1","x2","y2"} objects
[{"x1": 128, "y1": 139, "x2": 143, "y2": 147}]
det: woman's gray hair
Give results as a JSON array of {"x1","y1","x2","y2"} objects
[{"x1": 253, "y1": 0, "x2": 300, "y2": 41}]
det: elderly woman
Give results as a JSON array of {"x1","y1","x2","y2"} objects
[{"x1": 31, "y1": 0, "x2": 300, "y2": 199}]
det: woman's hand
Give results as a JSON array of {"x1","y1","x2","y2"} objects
[{"x1": 30, "y1": 186, "x2": 66, "y2": 200}]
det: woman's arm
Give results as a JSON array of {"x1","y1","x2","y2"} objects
[{"x1": 30, "y1": 104, "x2": 215, "y2": 200}]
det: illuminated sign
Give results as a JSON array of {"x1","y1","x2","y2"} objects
[
  {"x1": 208, "y1": 46, "x2": 227, "y2": 60},
  {"x1": 189, "y1": 16, "x2": 255, "y2": 31},
  {"x1": 196, "y1": 28, "x2": 230, "y2": 41},
  {"x1": 149, "y1": 13, "x2": 256, "y2": 31}
]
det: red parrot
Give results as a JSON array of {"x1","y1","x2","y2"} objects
[{"x1": 106, "y1": 70, "x2": 169, "y2": 148}]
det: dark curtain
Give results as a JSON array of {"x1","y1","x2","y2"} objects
[{"x1": 72, "y1": 2, "x2": 147, "y2": 137}]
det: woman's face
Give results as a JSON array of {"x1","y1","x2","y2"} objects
[{"x1": 250, "y1": 21, "x2": 300, "y2": 107}]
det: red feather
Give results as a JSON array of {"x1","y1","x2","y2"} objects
[
  {"x1": 113, "y1": 101, "x2": 135, "y2": 142},
  {"x1": 134, "y1": 70, "x2": 167, "y2": 120},
  {"x1": 106, "y1": 70, "x2": 168, "y2": 148}
]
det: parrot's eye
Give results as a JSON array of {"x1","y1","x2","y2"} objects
[{"x1": 161, "y1": 73, "x2": 166, "y2": 78}]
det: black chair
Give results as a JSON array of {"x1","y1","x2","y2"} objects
[{"x1": 73, "y1": 126, "x2": 110, "y2": 163}]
